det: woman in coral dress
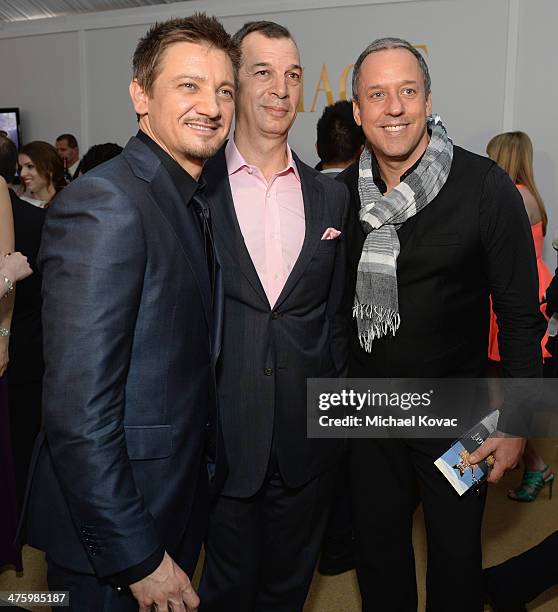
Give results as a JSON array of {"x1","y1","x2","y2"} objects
[{"x1": 486, "y1": 131, "x2": 554, "y2": 502}]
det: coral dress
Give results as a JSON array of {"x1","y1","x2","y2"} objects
[{"x1": 488, "y1": 219, "x2": 553, "y2": 360}]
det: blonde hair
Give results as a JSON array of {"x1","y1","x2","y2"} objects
[{"x1": 486, "y1": 131, "x2": 547, "y2": 235}]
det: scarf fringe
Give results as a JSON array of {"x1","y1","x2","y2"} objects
[
  {"x1": 353, "y1": 304, "x2": 401, "y2": 352},
  {"x1": 354, "y1": 115, "x2": 453, "y2": 353}
]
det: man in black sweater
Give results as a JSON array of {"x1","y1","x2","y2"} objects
[{"x1": 339, "y1": 38, "x2": 545, "y2": 611}]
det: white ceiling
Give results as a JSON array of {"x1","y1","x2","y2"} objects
[{"x1": 0, "y1": 0, "x2": 194, "y2": 23}]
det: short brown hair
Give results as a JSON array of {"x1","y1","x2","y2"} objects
[
  {"x1": 56, "y1": 133, "x2": 78, "y2": 149},
  {"x1": 232, "y1": 21, "x2": 293, "y2": 50},
  {"x1": 133, "y1": 13, "x2": 240, "y2": 96}
]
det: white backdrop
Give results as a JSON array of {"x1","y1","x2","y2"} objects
[{"x1": 0, "y1": 0, "x2": 556, "y2": 264}]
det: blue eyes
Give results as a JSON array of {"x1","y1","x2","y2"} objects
[{"x1": 179, "y1": 83, "x2": 233, "y2": 98}]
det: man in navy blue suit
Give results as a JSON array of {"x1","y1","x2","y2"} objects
[{"x1": 22, "y1": 14, "x2": 238, "y2": 611}]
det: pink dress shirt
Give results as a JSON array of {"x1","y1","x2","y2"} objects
[{"x1": 225, "y1": 139, "x2": 305, "y2": 307}]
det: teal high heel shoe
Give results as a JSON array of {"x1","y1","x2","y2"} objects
[{"x1": 508, "y1": 465, "x2": 554, "y2": 502}]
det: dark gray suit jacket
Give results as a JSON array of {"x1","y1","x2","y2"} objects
[
  {"x1": 203, "y1": 146, "x2": 349, "y2": 498},
  {"x1": 23, "y1": 136, "x2": 220, "y2": 578}
]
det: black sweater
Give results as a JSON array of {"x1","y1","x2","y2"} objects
[{"x1": 339, "y1": 145, "x2": 546, "y2": 379}]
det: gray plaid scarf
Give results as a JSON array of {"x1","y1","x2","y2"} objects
[{"x1": 355, "y1": 115, "x2": 453, "y2": 352}]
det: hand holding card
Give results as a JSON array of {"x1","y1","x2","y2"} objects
[{"x1": 434, "y1": 410, "x2": 499, "y2": 496}]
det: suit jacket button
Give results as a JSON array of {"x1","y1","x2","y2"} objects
[
  {"x1": 271, "y1": 311, "x2": 279, "y2": 320},
  {"x1": 264, "y1": 367, "x2": 273, "y2": 376}
]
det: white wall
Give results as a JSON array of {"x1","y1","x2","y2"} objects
[
  {"x1": 515, "y1": 0, "x2": 558, "y2": 265},
  {"x1": 0, "y1": 31, "x2": 82, "y2": 145},
  {"x1": 0, "y1": 0, "x2": 556, "y2": 265}
]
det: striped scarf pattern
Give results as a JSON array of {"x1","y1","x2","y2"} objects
[{"x1": 354, "y1": 115, "x2": 453, "y2": 352}]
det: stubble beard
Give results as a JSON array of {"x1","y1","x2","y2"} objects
[{"x1": 183, "y1": 140, "x2": 223, "y2": 163}]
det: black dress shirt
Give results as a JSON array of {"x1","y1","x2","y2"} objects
[
  {"x1": 136, "y1": 130, "x2": 215, "y2": 293},
  {"x1": 136, "y1": 130, "x2": 203, "y2": 216},
  {"x1": 370, "y1": 152, "x2": 420, "y2": 195}
]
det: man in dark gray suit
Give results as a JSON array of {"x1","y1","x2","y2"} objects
[
  {"x1": 199, "y1": 21, "x2": 349, "y2": 611},
  {"x1": 22, "y1": 15, "x2": 238, "y2": 612}
]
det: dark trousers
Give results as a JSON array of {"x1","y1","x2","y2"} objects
[
  {"x1": 319, "y1": 449, "x2": 354, "y2": 567},
  {"x1": 350, "y1": 438, "x2": 487, "y2": 612},
  {"x1": 8, "y1": 378, "x2": 42, "y2": 513},
  {"x1": 199, "y1": 467, "x2": 335, "y2": 611},
  {"x1": 47, "y1": 561, "x2": 138, "y2": 612},
  {"x1": 484, "y1": 530, "x2": 558, "y2": 605}
]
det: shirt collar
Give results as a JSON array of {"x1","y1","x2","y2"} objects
[
  {"x1": 136, "y1": 130, "x2": 204, "y2": 205},
  {"x1": 321, "y1": 167, "x2": 346, "y2": 175},
  {"x1": 69, "y1": 160, "x2": 80, "y2": 174},
  {"x1": 370, "y1": 150, "x2": 424, "y2": 195},
  {"x1": 225, "y1": 138, "x2": 300, "y2": 182},
  {"x1": 370, "y1": 125, "x2": 430, "y2": 194}
]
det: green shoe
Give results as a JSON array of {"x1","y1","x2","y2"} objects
[{"x1": 508, "y1": 465, "x2": 554, "y2": 502}]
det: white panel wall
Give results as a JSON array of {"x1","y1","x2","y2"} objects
[
  {"x1": 0, "y1": 32, "x2": 82, "y2": 145},
  {"x1": 516, "y1": 0, "x2": 558, "y2": 265},
  {"x1": 0, "y1": 0, "x2": 555, "y2": 265},
  {"x1": 85, "y1": 24, "x2": 147, "y2": 145}
]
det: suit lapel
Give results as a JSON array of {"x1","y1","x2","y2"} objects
[
  {"x1": 273, "y1": 156, "x2": 324, "y2": 309},
  {"x1": 211, "y1": 265, "x2": 224, "y2": 367},
  {"x1": 123, "y1": 138, "x2": 212, "y2": 329},
  {"x1": 204, "y1": 148, "x2": 269, "y2": 307},
  {"x1": 152, "y1": 170, "x2": 212, "y2": 326}
]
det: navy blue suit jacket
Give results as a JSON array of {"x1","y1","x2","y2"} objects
[{"x1": 23, "y1": 136, "x2": 221, "y2": 578}]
